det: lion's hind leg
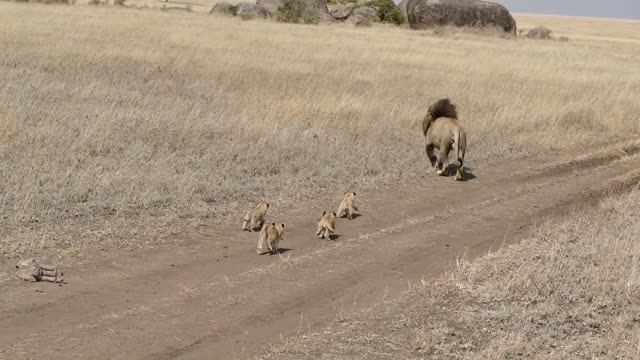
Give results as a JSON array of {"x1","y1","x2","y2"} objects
[
  {"x1": 436, "y1": 141, "x2": 452, "y2": 176},
  {"x1": 455, "y1": 157, "x2": 465, "y2": 181},
  {"x1": 426, "y1": 143, "x2": 437, "y2": 168}
]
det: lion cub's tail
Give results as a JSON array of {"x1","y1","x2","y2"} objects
[{"x1": 326, "y1": 221, "x2": 335, "y2": 233}]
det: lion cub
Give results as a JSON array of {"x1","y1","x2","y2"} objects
[
  {"x1": 257, "y1": 222, "x2": 285, "y2": 255},
  {"x1": 242, "y1": 201, "x2": 269, "y2": 232},
  {"x1": 336, "y1": 192, "x2": 358, "y2": 220},
  {"x1": 316, "y1": 211, "x2": 337, "y2": 240}
]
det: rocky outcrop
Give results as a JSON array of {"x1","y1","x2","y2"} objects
[
  {"x1": 406, "y1": 0, "x2": 517, "y2": 34},
  {"x1": 330, "y1": 3, "x2": 351, "y2": 20},
  {"x1": 351, "y1": 6, "x2": 378, "y2": 22},
  {"x1": 235, "y1": 2, "x2": 271, "y2": 18},
  {"x1": 256, "y1": 0, "x2": 282, "y2": 16},
  {"x1": 209, "y1": 2, "x2": 236, "y2": 15},
  {"x1": 350, "y1": 14, "x2": 372, "y2": 26}
]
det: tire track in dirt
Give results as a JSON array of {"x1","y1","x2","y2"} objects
[{"x1": 1, "y1": 141, "x2": 640, "y2": 360}]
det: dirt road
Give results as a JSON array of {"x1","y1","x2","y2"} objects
[{"x1": 2, "y1": 141, "x2": 640, "y2": 360}]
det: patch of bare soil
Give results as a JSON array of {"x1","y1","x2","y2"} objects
[{"x1": 1, "y1": 140, "x2": 640, "y2": 360}]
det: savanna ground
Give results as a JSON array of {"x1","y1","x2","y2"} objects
[{"x1": 1, "y1": 2, "x2": 640, "y2": 359}]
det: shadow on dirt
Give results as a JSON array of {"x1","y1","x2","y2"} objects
[
  {"x1": 450, "y1": 164, "x2": 477, "y2": 182},
  {"x1": 267, "y1": 248, "x2": 292, "y2": 255},
  {"x1": 338, "y1": 213, "x2": 361, "y2": 220}
]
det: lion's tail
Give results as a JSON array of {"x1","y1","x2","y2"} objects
[
  {"x1": 453, "y1": 128, "x2": 465, "y2": 163},
  {"x1": 453, "y1": 128, "x2": 466, "y2": 181}
]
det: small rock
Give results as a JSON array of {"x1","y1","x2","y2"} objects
[
  {"x1": 351, "y1": 6, "x2": 377, "y2": 22},
  {"x1": 330, "y1": 3, "x2": 351, "y2": 20},
  {"x1": 350, "y1": 14, "x2": 371, "y2": 27},
  {"x1": 525, "y1": 26, "x2": 552, "y2": 40}
]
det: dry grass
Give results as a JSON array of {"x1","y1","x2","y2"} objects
[
  {"x1": 514, "y1": 12, "x2": 640, "y2": 43},
  {"x1": 1, "y1": 3, "x2": 639, "y2": 260},
  {"x1": 263, "y1": 187, "x2": 640, "y2": 359}
]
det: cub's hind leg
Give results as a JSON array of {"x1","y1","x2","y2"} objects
[
  {"x1": 248, "y1": 217, "x2": 257, "y2": 232},
  {"x1": 266, "y1": 236, "x2": 274, "y2": 254}
]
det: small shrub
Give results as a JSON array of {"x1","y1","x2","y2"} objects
[
  {"x1": 366, "y1": 0, "x2": 403, "y2": 25},
  {"x1": 113, "y1": 0, "x2": 125, "y2": 5},
  {"x1": 276, "y1": 0, "x2": 320, "y2": 24}
]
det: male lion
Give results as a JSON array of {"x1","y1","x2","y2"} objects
[
  {"x1": 316, "y1": 211, "x2": 337, "y2": 240},
  {"x1": 242, "y1": 201, "x2": 269, "y2": 232},
  {"x1": 422, "y1": 98, "x2": 467, "y2": 181},
  {"x1": 256, "y1": 222, "x2": 285, "y2": 255},
  {"x1": 336, "y1": 192, "x2": 358, "y2": 220}
]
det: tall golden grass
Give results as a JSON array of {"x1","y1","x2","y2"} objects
[{"x1": 1, "y1": 3, "x2": 639, "y2": 257}]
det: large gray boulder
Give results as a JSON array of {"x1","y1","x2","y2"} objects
[
  {"x1": 406, "y1": 0, "x2": 517, "y2": 34},
  {"x1": 209, "y1": 2, "x2": 236, "y2": 15},
  {"x1": 352, "y1": 6, "x2": 378, "y2": 22}
]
